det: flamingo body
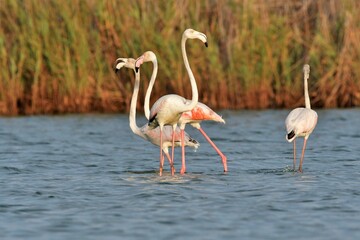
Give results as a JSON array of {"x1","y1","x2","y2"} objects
[
  {"x1": 180, "y1": 102, "x2": 225, "y2": 123},
  {"x1": 285, "y1": 107, "x2": 317, "y2": 142},
  {"x1": 140, "y1": 125, "x2": 199, "y2": 151},
  {"x1": 148, "y1": 94, "x2": 189, "y2": 129}
]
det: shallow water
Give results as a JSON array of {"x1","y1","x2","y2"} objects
[{"x1": 1, "y1": 109, "x2": 359, "y2": 240}]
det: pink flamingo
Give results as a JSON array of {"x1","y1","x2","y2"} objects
[
  {"x1": 136, "y1": 51, "x2": 227, "y2": 174},
  {"x1": 114, "y1": 57, "x2": 199, "y2": 175},
  {"x1": 179, "y1": 103, "x2": 227, "y2": 174},
  {"x1": 135, "y1": 29, "x2": 207, "y2": 173},
  {"x1": 285, "y1": 64, "x2": 318, "y2": 172}
]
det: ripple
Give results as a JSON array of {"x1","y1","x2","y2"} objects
[
  {"x1": 2, "y1": 166, "x2": 22, "y2": 173},
  {"x1": 1, "y1": 111, "x2": 360, "y2": 240},
  {"x1": 247, "y1": 167, "x2": 294, "y2": 175}
]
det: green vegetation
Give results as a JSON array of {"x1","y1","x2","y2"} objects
[{"x1": 1, "y1": 0, "x2": 359, "y2": 115}]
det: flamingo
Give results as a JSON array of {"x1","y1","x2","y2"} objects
[
  {"x1": 178, "y1": 103, "x2": 227, "y2": 173},
  {"x1": 136, "y1": 51, "x2": 227, "y2": 174},
  {"x1": 135, "y1": 28, "x2": 207, "y2": 173},
  {"x1": 285, "y1": 64, "x2": 318, "y2": 172},
  {"x1": 114, "y1": 57, "x2": 199, "y2": 175}
]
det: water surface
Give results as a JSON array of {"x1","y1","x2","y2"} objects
[{"x1": 1, "y1": 109, "x2": 359, "y2": 240}]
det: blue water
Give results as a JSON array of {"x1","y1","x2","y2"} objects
[{"x1": 1, "y1": 109, "x2": 359, "y2": 240}]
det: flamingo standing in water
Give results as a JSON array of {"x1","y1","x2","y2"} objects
[
  {"x1": 135, "y1": 29, "x2": 207, "y2": 173},
  {"x1": 285, "y1": 64, "x2": 318, "y2": 172},
  {"x1": 179, "y1": 103, "x2": 227, "y2": 173},
  {"x1": 114, "y1": 58, "x2": 199, "y2": 175},
  {"x1": 136, "y1": 51, "x2": 227, "y2": 174}
]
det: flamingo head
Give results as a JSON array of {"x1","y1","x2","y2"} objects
[
  {"x1": 183, "y1": 28, "x2": 208, "y2": 47},
  {"x1": 303, "y1": 64, "x2": 310, "y2": 79},
  {"x1": 135, "y1": 51, "x2": 157, "y2": 73},
  {"x1": 114, "y1": 58, "x2": 136, "y2": 73}
]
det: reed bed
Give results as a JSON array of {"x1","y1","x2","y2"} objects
[{"x1": 0, "y1": 0, "x2": 359, "y2": 115}]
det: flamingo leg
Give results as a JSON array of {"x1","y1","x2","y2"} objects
[
  {"x1": 170, "y1": 125, "x2": 176, "y2": 176},
  {"x1": 180, "y1": 129, "x2": 186, "y2": 175},
  {"x1": 293, "y1": 138, "x2": 296, "y2": 171},
  {"x1": 298, "y1": 138, "x2": 308, "y2": 173},
  {"x1": 164, "y1": 151, "x2": 175, "y2": 175},
  {"x1": 198, "y1": 127, "x2": 228, "y2": 172},
  {"x1": 160, "y1": 151, "x2": 165, "y2": 173},
  {"x1": 159, "y1": 127, "x2": 164, "y2": 176}
]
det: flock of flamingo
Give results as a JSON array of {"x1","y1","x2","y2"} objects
[{"x1": 114, "y1": 28, "x2": 318, "y2": 175}]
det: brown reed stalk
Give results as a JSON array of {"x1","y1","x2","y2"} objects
[{"x1": 0, "y1": 0, "x2": 359, "y2": 115}]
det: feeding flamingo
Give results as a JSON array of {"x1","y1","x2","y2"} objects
[
  {"x1": 285, "y1": 64, "x2": 318, "y2": 172},
  {"x1": 135, "y1": 28, "x2": 207, "y2": 173},
  {"x1": 114, "y1": 57, "x2": 199, "y2": 176},
  {"x1": 178, "y1": 103, "x2": 227, "y2": 173},
  {"x1": 136, "y1": 51, "x2": 227, "y2": 174}
]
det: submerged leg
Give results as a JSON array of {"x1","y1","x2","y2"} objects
[
  {"x1": 180, "y1": 129, "x2": 186, "y2": 175},
  {"x1": 293, "y1": 138, "x2": 297, "y2": 171},
  {"x1": 298, "y1": 138, "x2": 308, "y2": 173},
  {"x1": 198, "y1": 127, "x2": 228, "y2": 172}
]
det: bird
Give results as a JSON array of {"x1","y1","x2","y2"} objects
[
  {"x1": 178, "y1": 102, "x2": 227, "y2": 174},
  {"x1": 136, "y1": 50, "x2": 227, "y2": 174},
  {"x1": 114, "y1": 57, "x2": 199, "y2": 176},
  {"x1": 135, "y1": 28, "x2": 207, "y2": 173},
  {"x1": 285, "y1": 64, "x2": 318, "y2": 172}
]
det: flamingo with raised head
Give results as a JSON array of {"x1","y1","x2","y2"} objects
[
  {"x1": 135, "y1": 29, "x2": 207, "y2": 173},
  {"x1": 136, "y1": 51, "x2": 227, "y2": 174},
  {"x1": 285, "y1": 64, "x2": 318, "y2": 172},
  {"x1": 114, "y1": 58, "x2": 199, "y2": 176}
]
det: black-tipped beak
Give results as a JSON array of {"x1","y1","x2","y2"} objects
[
  {"x1": 135, "y1": 67, "x2": 139, "y2": 73},
  {"x1": 115, "y1": 68, "x2": 119, "y2": 73},
  {"x1": 205, "y1": 42, "x2": 208, "y2": 48}
]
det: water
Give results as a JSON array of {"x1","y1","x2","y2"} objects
[{"x1": 0, "y1": 109, "x2": 359, "y2": 240}]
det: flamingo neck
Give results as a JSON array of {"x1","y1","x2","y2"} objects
[
  {"x1": 304, "y1": 74, "x2": 311, "y2": 109},
  {"x1": 144, "y1": 57, "x2": 158, "y2": 120},
  {"x1": 129, "y1": 70, "x2": 145, "y2": 138},
  {"x1": 181, "y1": 36, "x2": 198, "y2": 111}
]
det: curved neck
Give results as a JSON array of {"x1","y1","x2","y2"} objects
[
  {"x1": 144, "y1": 58, "x2": 158, "y2": 120},
  {"x1": 304, "y1": 74, "x2": 311, "y2": 109},
  {"x1": 129, "y1": 70, "x2": 145, "y2": 137},
  {"x1": 181, "y1": 35, "x2": 198, "y2": 111}
]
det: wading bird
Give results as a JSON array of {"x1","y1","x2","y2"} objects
[
  {"x1": 135, "y1": 29, "x2": 207, "y2": 173},
  {"x1": 285, "y1": 64, "x2": 318, "y2": 172},
  {"x1": 136, "y1": 51, "x2": 227, "y2": 174},
  {"x1": 114, "y1": 58, "x2": 199, "y2": 176}
]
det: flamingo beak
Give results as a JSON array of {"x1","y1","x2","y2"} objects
[
  {"x1": 114, "y1": 59, "x2": 126, "y2": 73},
  {"x1": 134, "y1": 55, "x2": 144, "y2": 73},
  {"x1": 205, "y1": 42, "x2": 208, "y2": 48}
]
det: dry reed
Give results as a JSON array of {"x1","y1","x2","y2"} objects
[{"x1": 0, "y1": 0, "x2": 359, "y2": 115}]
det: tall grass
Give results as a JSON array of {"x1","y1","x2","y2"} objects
[{"x1": 0, "y1": 0, "x2": 359, "y2": 115}]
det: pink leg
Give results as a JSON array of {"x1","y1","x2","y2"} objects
[
  {"x1": 198, "y1": 127, "x2": 228, "y2": 172},
  {"x1": 160, "y1": 153, "x2": 164, "y2": 173},
  {"x1": 298, "y1": 138, "x2": 308, "y2": 173},
  {"x1": 159, "y1": 128, "x2": 164, "y2": 176},
  {"x1": 293, "y1": 138, "x2": 297, "y2": 171},
  {"x1": 164, "y1": 151, "x2": 175, "y2": 175},
  {"x1": 180, "y1": 129, "x2": 186, "y2": 175},
  {"x1": 170, "y1": 126, "x2": 176, "y2": 176}
]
